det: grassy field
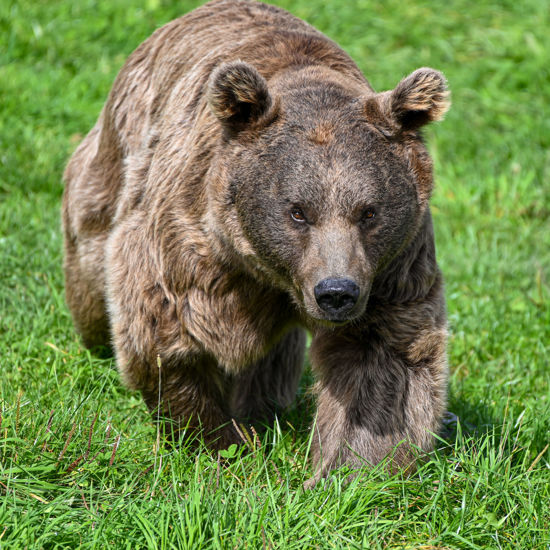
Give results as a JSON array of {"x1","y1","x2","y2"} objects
[{"x1": 1, "y1": 0, "x2": 549, "y2": 548}]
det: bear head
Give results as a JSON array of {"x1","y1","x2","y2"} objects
[{"x1": 207, "y1": 61, "x2": 449, "y2": 326}]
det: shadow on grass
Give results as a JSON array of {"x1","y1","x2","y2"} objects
[
  {"x1": 87, "y1": 343, "x2": 114, "y2": 359},
  {"x1": 441, "y1": 394, "x2": 550, "y2": 467}
]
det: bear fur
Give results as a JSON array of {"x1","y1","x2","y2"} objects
[{"x1": 62, "y1": 0, "x2": 450, "y2": 483}]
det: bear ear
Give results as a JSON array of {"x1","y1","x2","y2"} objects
[
  {"x1": 369, "y1": 68, "x2": 450, "y2": 134},
  {"x1": 207, "y1": 61, "x2": 273, "y2": 132}
]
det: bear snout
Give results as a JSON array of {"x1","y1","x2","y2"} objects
[{"x1": 313, "y1": 277, "x2": 360, "y2": 320}]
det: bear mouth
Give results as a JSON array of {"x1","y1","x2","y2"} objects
[
  {"x1": 309, "y1": 308, "x2": 364, "y2": 327},
  {"x1": 324, "y1": 313, "x2": 355, "y2": 325}
]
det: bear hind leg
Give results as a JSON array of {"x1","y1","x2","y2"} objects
[{"x1": 64, "y1": 234, "x2": 111, "y2": 350}]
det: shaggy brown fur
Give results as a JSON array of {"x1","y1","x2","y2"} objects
[{"x1": 63, "y1": 0, "x2": 450, "y2": 483}]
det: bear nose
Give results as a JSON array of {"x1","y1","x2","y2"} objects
[{"x1": 314, "y1": 278, "x2": 360, "y2": 316}]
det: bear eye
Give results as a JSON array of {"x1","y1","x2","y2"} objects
[
  {"x1": 361, "y1": 208, "x2": 376, "y2": 222},
  {"x1": 290, "y1": 207, "x2": 307, "y2": 224}
]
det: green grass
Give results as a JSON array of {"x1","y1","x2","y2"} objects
[{"x1": 1, "y1": 0, "x2": 549, "y2": 547}]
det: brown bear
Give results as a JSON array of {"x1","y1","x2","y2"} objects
[{"x1": 62, "y1": 0, "x2": 450, "y2": 484}]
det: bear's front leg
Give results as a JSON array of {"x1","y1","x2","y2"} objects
[
  {"x1": 105, "y1": 215, "x2": 244, "y2": 449},
  {"x1": 308, "y1": 300, "x2": 448, "y2": 484}
]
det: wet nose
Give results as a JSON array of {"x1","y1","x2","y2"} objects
[{"x1": 314, "y1": 278, "x2": 360, "y2": 316}]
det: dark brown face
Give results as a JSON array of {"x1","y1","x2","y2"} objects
[
  {"x1": 231, "y1": 104, "x2": 420, "y2": 323},
  {"x1": 207, "y1": 62, "x2": 449, "y2": 325}
]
